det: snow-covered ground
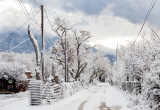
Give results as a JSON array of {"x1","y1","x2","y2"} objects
[{"x1": 0, "y1": 83, "x2": 132, "y2": 110}]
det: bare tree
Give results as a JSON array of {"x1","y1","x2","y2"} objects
[
  {"x1": 51, "y1": 17, "x2": 91, "y2": 80},
  {"x1": 72, "y1": 29, "x2": 91, "y2": 79},
  {"x1": 88, "y1": 51, "x2": 109, "y2": 83}
]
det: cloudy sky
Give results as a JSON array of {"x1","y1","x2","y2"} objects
[{"x1": 0, "y1": 0, "x2": 160, "y2": 49}]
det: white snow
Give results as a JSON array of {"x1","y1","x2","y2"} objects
[
  {"x1": 0, "y1": 83, "x2": 133, "y2": 110},
  {"x1": 104, "y1": 84, "x2": 131, "y2": 110}
]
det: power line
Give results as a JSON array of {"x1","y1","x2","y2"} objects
[
  {"x1": 23, "y1": 1, "x2": 54, "y2": 37},
  {"x1": 133, "y1": 0, "x2": 157, "y2": 45},
  {"x1": 1, "y1": 10, "x2": 40, "y2": 43},
  {"x1": 1, "y1": 3, "x2": 55, "y2": 53},
  {"x1": 29, "y1": 0, "x2": 39, "y2": 24},
  {"x1": 17, "y1": 0, "x2": 40, "y2": 33},
  {"x1": 148, "y1": 25, "x2": 159, "y2": 38},
  {"x1": 23, "y1": 1, "x2": 55, "y2": 40},
  {"x1": 6, "y1": 3, "x2": 54, "y2": 52},
  {"x1": 132, "y1": 0, "x2": 154, "y2": 40},
  {"x1": 118, "y1": 0, "x2": 149, "y2": 46},
  {"x1": 44, "y1": 8, "x2": 53, "y2": 31},
  {"x1": 19, "y1": 0, "x2": 38, "y2": 25},
  {"x1": 43, "y1": 8, "x2": 58, "y2": 45},
  {"x1": 17, "y1": 0, "x2": 29, "y2": 20},
  {"x1": 34, "y1": 0, "x2": 40, "y2": 7},
  {"x1": 18, "y1": 0, "x2": 43, "y2": 32},
  {"x1": 131, "y1": 0, "x2": 150, "y2": 40},
  {"x1": 42, "y1": 8, "x2": 57, "y2": 45},
  {"x1": 7, "y1": 38, "x2": 29, "y2": 52},
  {"x1": 7, "y1": 28, "x2": 55, "y2": 53}
]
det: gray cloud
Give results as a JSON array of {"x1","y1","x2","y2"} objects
[
  {"x1": 61, "y1": 0, "x2": 107, "y2": 14},
  {"x1": 47, "y1": 0, "x2": 160, "y2": 25},
  {"x1": 110, "y1": 0, "x2": 142, "y2": 23},
  {"x1": 106, "y1": 0, "x2": 160, "y2": 25},
  {"x1": 0, "y1": 0, "x2": 150, "y2": 49}
]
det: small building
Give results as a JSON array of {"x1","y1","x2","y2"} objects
[
  {"x1": 0, "y1": 62, "x2": 32, "y2": 93},
  {"x1": 25, "y1": 71, "x2": 32, "y2": 79},
  {"x1": 0, "y1": 71, "x2": 31, "y2": 94}
]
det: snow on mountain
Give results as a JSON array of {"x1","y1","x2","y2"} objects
[{"x1": 0, "y1": 31, "x2": 58, "y2": 53}]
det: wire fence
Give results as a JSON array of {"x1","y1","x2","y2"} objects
[{"x1": 110, "y1": 81, "x2": 141, "y2": 95}]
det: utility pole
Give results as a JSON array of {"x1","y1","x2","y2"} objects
[
  {"x1": 116, "y1": 43, "x2": 118, "y2": 61},
  {"x1": 64, "y1": 33, "x2": 68, "y2": 82},
  {"x1": 115, "y1": 43, "x2": 118, "y2": 71},
  {"x1": 41, "y1": 5, "x2": 45, "y2": 81}
]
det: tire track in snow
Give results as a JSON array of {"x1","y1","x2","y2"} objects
[
  {"x1": 77, "y1": 93, "x2": 95, "y2": 110},
  {"x1": 99, "y1": 85, "x2": 122, "y2": 110},
  {"x1": 78, "y1": 84, "x2": 122, "y2": 110},
  {"x1": 54, "y1": 86, "x2": 99, "y2": 110},
  {"x1": 99, "y1": 102, "x2": 122, "y2": 110},
  {"x1": 0, "y1": 93, "x2": 28, "y2": 107},
  {"x1": 78, "y1": 85, "x2": 102, "y2": 110},
  {"x1": 78, "y1": 100, "x2": 87, "y2": 110},
  {"x1": 0, "y1": 97, "x2": 26, "y2": 107}
]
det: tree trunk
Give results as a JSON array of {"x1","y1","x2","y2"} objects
[{"x1": 28, "y1": 25, "x2": 41, "y2": 80}]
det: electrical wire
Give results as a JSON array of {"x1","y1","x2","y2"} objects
[
  {"x1": 19, "y1": 0, "x2": 38, "y2": 25},
  {"x1": 7, "y1": 38, "x2": 29, "y2": 52},
  {"x1": 17, "y1": 0, "x2": 41, "y2": 33},
  {"x1": 17, "y1": 0, "x2": 30, "y2": 20},
  {"x1": 26, "y1": 1, "x2": 55, "y2": 39},
  {"x1": 6, "y1": 29, "x2": 55, "y2": 53},
  {"x1": 0, "y1": 10, "x2": 40, "y2": 45},
  {"x1": 117, "y1": 0, "x2": 149, "y2": 47},
  {"x1": 29, "y1": 0, "x2": 38, "y2": 24},
  {"x1": 44, "y1": 8, "x2": 53, "y2": 30},
  {"x1": 133, "y1": 0, "x2": 157, "y2": 45},
  {"x1": 43, "y1": 8, "x2": 58, "y2": 46},
  {"x1": 131, "y1": 0, "x2": 151, "y2": 40},
  {"x1": 131, "y1": 0, "x2": 154, "y2": 41},
  {"x1": 2, "y1": 2, "x2": 55, "y2": 53},
  {"x1": 148, "y1": 25, "x2": 160, "y2": 38},
  {"x1": 34, "y1": 0, "x2": 40, "y2": 7}
]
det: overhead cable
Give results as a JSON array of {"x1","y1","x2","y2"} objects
[{"x1": 133, "y1": 0, "x2": 157, "y2": 45}]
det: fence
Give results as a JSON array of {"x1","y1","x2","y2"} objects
[
  {"x1": 29, "y1": 80, "x2": 86, "y2": 105},
  {"x1": 29, "y1": 80, "x2": 43, "y2": 105},
  {"x1": 111, "y1": 81, "x2": 141, "y2": 95}
]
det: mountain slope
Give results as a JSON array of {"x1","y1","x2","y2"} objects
[
  {"x1": 0, "y1": 31, "x2": 58, "y2": 53},
  {"x1": 0, "y1": 31, "x2": 115, "y2": 63}
]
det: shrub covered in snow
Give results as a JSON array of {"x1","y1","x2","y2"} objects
[
  {"x1": 112, "y1": 29, "x2": 160, "y2": 109},
  {"x1": 0, "y1": 62, "x2": 27, "y2": 80}
]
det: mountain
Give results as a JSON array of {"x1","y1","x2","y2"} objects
[
  {"x1": 0, "y1": 31, "x2": 115, "y2": 63},
  {"x1": 105, "y1": 54, "x2": 115, "y2": 65},
  {"x1": 0, "y1": 31, "x2": 58, "y2": 53},
  {"x1": 90, "y1": 47, "x2": 115, "y2": 64}
]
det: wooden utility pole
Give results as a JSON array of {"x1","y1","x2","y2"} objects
[
  {"x1": 116, "y1": 43, "x2": 118, "y2": 61},
  {"x1": 115, "y1": 43, "x2": 118, "y2": 71},
  {"x1": 41, "y1": 5, "x2": 45, "y2": 81},
  {"x1": 64, "y1": 34, "x2": 68, "y2": 82}
]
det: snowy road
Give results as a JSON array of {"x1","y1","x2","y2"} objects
[
  {"x1": 0, "y1": 83, "x2": 132, "y2": 110},
  {"x1": 0, "y1": 92, "x2": 28, "y2": 108}
]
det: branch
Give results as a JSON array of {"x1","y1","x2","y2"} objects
[{"x1": 79, "y1": 63, "x2": 87, "y2": 75}]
